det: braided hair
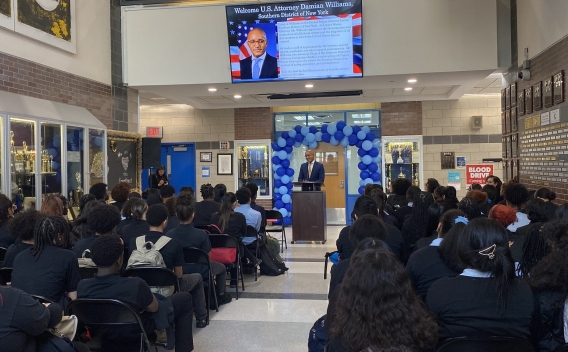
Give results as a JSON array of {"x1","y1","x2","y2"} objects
[
  {"x1": 31, "y1": 216, "x2": 72, "y2": 259},
  {"x1": 402, "y1": 191, "x2": 434, "y2": 248},
  {"x1": 458, "y1": 196, "x2": 482, "y2": 220},
  {"x1": 517, "y1": 222, "x2": 551, "y2": 278}
]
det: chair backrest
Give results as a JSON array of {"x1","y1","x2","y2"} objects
[
  {"x1": 208, "y1": 224, "x2": 222, "y2": 234},
  {"x1": 437, "y1": 337, "x2": 535, "y2": 352},
  {"x1": 122, "y1": 266, "x2": 180, "y2": 293},
  {"x1": 554, "y1": 344, "x2": 568, "y2": 352},
  {"x1": 183, "y1": 247, "x2": 210, "y2": 265},
  {"x1": 79, "y1": 266, "x2": 99, "y2": 279},
  {"x1": 208, "y1": 234, "x2": 239, "y2": 265},
  {"x1": 0, "y1": 267, "x2": 12, "y2": 285},
  {"x1": 265, "y1": 210, "x2": 283, "y2": 221},
  {"x1": 0, "y1": 247, "x2": 6, "y2": 262}
]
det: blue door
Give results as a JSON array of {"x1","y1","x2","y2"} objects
[{"x1": 141, "y1": 143, "x2": 196, "y2": 193}]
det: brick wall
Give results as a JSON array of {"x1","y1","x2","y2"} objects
[
  {"x1": 234, "y1": 107, "x2": 273, "y2": 140},
  {"x1": 381, "y1": 101, "x2": 422, "y2": 136},
  {"x1": 0, "y1": 51, "x2": 112, "y2": 128}
]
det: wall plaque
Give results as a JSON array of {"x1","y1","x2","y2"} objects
[
  {"x1": 511, "y1": 82, "x2": 517, "y2": 107},
  {"x1": 501, "y1": 89, "x2": 506, "y2": 111},
  {"x1": 554, "y1": 70, "x2": 564, "y2": 105},
  {"x1": 511, "y1": 107, "x2": 518, "y2": 132},
  {"x1": 505, "y1": 86, "x2": 511, "y2": 109},
  {"x1": 526, "y1": 86, "x2": 533, "y2": 114},
  {"x1": 534, "y1": 81, "x2": 543, "y2": 111},
  {"x1": 544, "y1": 77, "x2": 554, "y2": 108},
  {"x1": 518, "y1": 89, "x2": 525, "y2": 116},
  {"x1": 505, "y1": 109, "x2": 510, "y2": 134},
  {"x1": 441, "y1": 152, "x2": 456, "y2": 169}
]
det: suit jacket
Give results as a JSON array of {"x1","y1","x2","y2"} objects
[
  {"x1": 298, "y1": 161, "x2": 325, "y2": 183},
  {"x1": 240, "y1": 54, "x2": 278, "y2": 80}
]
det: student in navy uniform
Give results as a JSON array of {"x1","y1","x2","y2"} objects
[
  {"x1": 73, "y1": 204, "x2": 121, "y2": 258},
  {"x1": 193, "y1": 184, "x2": 220, "y2": 227},
  {"x1": 120, "y1": 198, "x2": 149, "y2": 251},
  {"x1": 2, "y1": 210, "x2": 43, "y2": 268},
  {"x1": 79, "y1": 234, "x2": 195, "y2": 351}
]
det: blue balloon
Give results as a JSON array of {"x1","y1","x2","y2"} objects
[
  {"x1": 372, "y1": 155, "x2": 382, "y2": 164},
  {"x1": 334, "y1": 131, "x2": 344, "y2": 141},
  {"x1": 294, "y1": 125, "x2": 303, "y2": 133},
  {"x1": 366, "y1": 132, "x2": 376, "y2": 141},
  {"x1": 285, "y1": 168, "x2": 294, "y2": 177},
  {"x1": 356, "y1": 140, "x2": 364, "y2": 149},
  {"x1": 284, "y1": 146, "x2": 293, "y2": 154},
  {"x1": 274, "y1": 173, "x2": 281, "y2": 180},
  {"x1": 272, "y1": 156, "x2": 281, "y2": 165},
  {"x1": 362, "y1": 140, "x2": 373, "y2": 151},
  {"x1": 352, "y1": 125, "x2": 361, "y2": 134},
  {"x1": 300, "y1": 126, "x2": 309, "y2": 136},
  {"x1": 279, "y1": 208, "x2": 288, "y2": 217},
  {"x1": 52, "y1": 161, "x2": 59, "y2": 170},
  {"x1": 309, "y1": 141, "x2": 318, "y2": 149},
  {"x1": 305, "y1": 133, "x2": 315, "y2": 143},
  {"x1": 368, "y1": 163, "x2": 378, "y2": 173},
  {"x1": 279, "y1": 186, "x2": 288, "y2": 195},
  {"x1": 327, "y1": 123, "x2": 337, "y2": 135},
  {"x1": 343, "y1": 125, "x2": 353, "y2": 136},
  {"x1": 357, "y1": 148, "x2": 367, "y2": 157},
  {"x1": 336, "y1": 121, "x2": 346, "y2": 131},
  {"x1": 359, "y1": 179, "x2": 366, "y2": 187},
  {"x1": 364, "y1": 178, "x2": 373, "y2": 185},
  {"x1": 285, "y1": 204, "x2": 292, "y2": 212},
  {"x1": 276, "y1": 167, "x2": 286, "y2": 176},
  {"x1": 281, "y1": 159, "x2": 290, "y2": 168},
  {"x1": 273, "y1": 163, "x2": 282, "y2": 171},
  {"x1": 302, "y1": 138, "x2": 309, "y2": 146},
  {"x1": 274, "y1": 194, "x2": 282, "y2": 201},
  {"x1": 330, "y1": 136, "x2": 339, "y2": 146},
  {"x1": 274, "y1": 183, "x2": 283, "y2": 193},
  {"x1": 295, "y1": 134, "x2": 304, "y2": 142},
  {"x1": 321, "y1": 124, "x2": 328, "y2": 133},
  {"x1": 361, "y1": 126, "x2": 371, "y2": 133},
  {"x1": 372, "y1": 138, "x2": 381, "y2": 149},
  {"x1": 348, "y1": 134, "x2": 359, "y2": 146},
  {"x1": 272, "y1": 142, "x2": 281, "y2": 152},
  {"x1": 281, "y1": 175, "x2": 290, "y2": 184},
  {"x1": 322, "y1": 133, "x2": 331, "y2": 143},
  {"x1": 94, "y1": 137, "x2": 103, "y2": 147},
  {"x1": 278, "y1": 137, "x2": 286, "y2": 148},
  {"x1": 287, "y1": 152, "x2": 294, "y2": 160},
  {"x1": 358, "y1": 186, "x2": 365, "y2": 195},
  {"x1": 275, "y1": 200, "x2": 284, "y2": 209},
  {"x1": 357, "y1": 131, "x2": 367, "y2": 140},
  {"x1": 286, "y1": 137, "x2": 295, "y2": 147},
  {"x1": 289, "y1": 129, "x2": 297, "y2": 138},
  {"x1": 360, "y1": 171, "x2": 370, "y2": 179},
  {"x1": 294, "y1": 141, "x2": 302, "y2": 148},
  {"x1": 315, "y1": 131, "x2": 323, "y2": 141},
  {"x1": 286, "y1": 183, "x2": 293, "y2": 190},
  {"x1": 282, "y1": 194, "x2": 291, "y2": 203},
  {"x1": 358, "y1": 162, "x2": 367, "y2": 170},
  {"x1": 278, "y1": 150, "x2": 288, "y2": 160},
  {"x1": 368, "y1": 148, "x2": 379, "y2": 157},
  {"x1": 371, "y1": 172, "x2": 381, "y2": 182},
  {"x1": 48, "y1": 148, "x2": 58, "y2": 157},
  {"x1": 309, "y1": 126, "x2": 318, "y2": 134},
  {"x1": 362, "y1": 155, "x2": 372, "y2": 165},
  {"x1": 283, "y1": 217, "x2": 292, "y2": 226},
  {"x1": 281, "y1": 131, "x2": 289, "y2": 139},
  {"x1": 53, "y1": 138, "x2": 61, "y2": 148},
  {"x1": 340, "y1": 137, "x2": 349, "y2": 147}
]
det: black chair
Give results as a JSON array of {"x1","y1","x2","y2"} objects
[
  {"x1": 183, "y1": 247, "x2": 218, "y2": 324},
  {"x1": 122, "y1": 266, "x2": 180, "y2": 295},
  {"x1": 67, "y1": 298, "x2": 154, "y2": 352},
  {"x1": 208, "y1": 234, "x2": 244, "y2": 299},
  {"x1": 0, "y1": 246, "x2": 6, "y2": 267},
  {"x1": 265, "y1": 210, "x2": 287, "y2": 253},
  {"x1": 194, "y1": 225, "x2": 210, "y2": 233},
  {"x1": 437, "y1": 337, "x2": 535, "y2": 352},
  {"x1": 0, "y1": 267, "x2": 12, "y2": 285},
  {"x1": 323, "y1": 251, "x2": 338, "y2": 280},
  {"x1": 79, "y1": 266, "x2": 98, "y2": 279},
  {"x1": 554, "y1": 344, "x2": 568, "y2": 351}
]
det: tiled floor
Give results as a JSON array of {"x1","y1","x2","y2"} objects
[{"x1": 192, "y1": 226, "x2": 342, "y2": 351}]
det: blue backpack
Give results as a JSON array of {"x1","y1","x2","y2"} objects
[{"x1": 308, "y1": 314, "x2": 327, "y2": 352}]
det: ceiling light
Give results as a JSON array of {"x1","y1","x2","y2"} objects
[
  {"x1": 305, "y1": 84, "x2": 314, "y2": 88},
  {"x1": 234, "y1": 94, "x2": 242, "y2": 99},
  {"x1": 407, "y1": 79, "x2": 417, "y2": 83},
  {"x1": 208, "y1": 88, "x2": 217, "y2": 92},
  {"x1": 150, "y1": 97, "x2": 166, "y2": 100},
  {"x1": 404, "y1": 87, "x2": 413, "y2": 91}
]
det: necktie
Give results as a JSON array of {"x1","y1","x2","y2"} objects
[
  {"x1": 252, "y1": 58, "x2": 260, "y2": 79},
  {"x1": 308, "y1": 163, "x2": 312, "y2": 179}
]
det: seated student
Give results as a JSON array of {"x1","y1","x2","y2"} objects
[
  {"x1": 414, "y1": 203, "x2": 446, "y2": 251},
  {"x1": 71, "y1": 199, "x2": 101, "y2": 242},
  {"x1": 387, "y1": 178, "x2": 412, "y2": 210},
  {"x1": 327, "y1": 247, "x2": 438, "y2": 352},
  {"x1": 12, "y1": 216, "x2": 81, "y2": 309},
  {"x1": 0, "y1": 194, "x2": 15, "y2": 248},
  {"x1": 534, "y1": 187, "x2": 558, "y2": 221},
  {"x1": 234, "y1": 187, "x2": 262, "y2": 234},
  {"x1": 406, "y1": 210, "x2": 466, "y2": 300},
  {"x1": 163, "y1": 195, "x2": 180, "y2": 234},
  {"x1": 368, "y1": 190, "x2": 405, "y2": 261},
  {"x1": 129, "y1": 204, "x2": 208, "y2": 328},
  {"x1": 401, "y1": 191, "x2": 435, "y2": 259},
  {"x1": 110, "y1": 181, "x2": 131, "y2": 212},
  {"x1": 79, "y1": 234, "x2": 195, "y2": 352},
  {"x1": 368, "y1": 188, "x2": 398, "y2": 228},
  {"x1": 120, "y1": 198, "x2": 149, "y2": 250},
  {"x1": 179, "y1": 186, "x2": 195, "y2": 197},
  {"x1": 213, "y1": 183, "x2": 227, "y2": 203},
  {"x1": 329, "y1": 215, "x2": 389, "y2": 298},
  {"x1": 505, "y1": 183, "x2": 531, "y2": 232},
  {"x1": 440, "y1": 186, "x2": 459, "y2": 211},
  {"x1": 427, "y1": 217, "x2": 534, "y2": 341},
  {"x1": 394, "y1": 185, "x2": 420, "y2": 227},
  {"x1": 2, "y1": 210, "x2": 43, "y2": 268},
  {"x1": 245, "y1": 182, "x2": 266, "y2": 230},
  {"x1": 516, "y1": 199, "x2": 551, "y2": 277},
  {"x1": 73, "y1": 205, "x2": 121, "y2": 258},
  {"x1": 116, "y1": 199, "x2": 135, "y2": 236},
  {"x1": 89, "y1": 182, "x2": 108, "y2": 203},
  {"x1": 166, "y1": 194, "x2": 232, "y2": 306},
  {"x1": 336, "y1": 196, "x2": 378, "y2": 260},
  {"x1": 193, "y1": 184, "x2": 220, "y2": 227}
]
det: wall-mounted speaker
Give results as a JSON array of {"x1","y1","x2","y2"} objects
[
  {"x1": 470, "y1": 116, "x2": 483, "y2": 129},
  {"x1": 142, "y1": 137, "x2": 161, "y2": 169}
]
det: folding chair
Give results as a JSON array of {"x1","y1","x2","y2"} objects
[
  {"x1": 323, "y1": 251, "x2": 338, "y2": 279},
  {"x1": 265, "y1": 210, "x2": 287, "y2": 253},
  {"x1": 0, "y1": 246, "x2": 6, "y2": 267},
  {"x1": 183, "y1": 247, "x2": 218, "y2": 324},
  {"x1": 194, "y1": 225, "x2": 211, "y2": 233},
  {"x1": 67, "y1": 298, "x2": 154, "y2": 352},
  {"x1": 208, "y1": 234, "x2": 244, "y2": 299},
  {"x1": 437, "y1": 336, "x2": 534, "y2": 352},
  {"x1": 122, "y1": 266, "x2": 180, "y2": 295},
  {"x1": 0, "y1": 267, "x2": 12, "y2": 285}
]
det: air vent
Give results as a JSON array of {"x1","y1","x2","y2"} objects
[{"x1": 267, "y1": 90, "x2": 363, "y2": 100}]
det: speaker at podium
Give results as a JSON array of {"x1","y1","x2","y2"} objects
[{"x1": 291, "y1": 182, "x2": 327, "y2": 244}]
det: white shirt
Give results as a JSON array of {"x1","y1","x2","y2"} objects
[
  {"x1": 430, "y1": 238, "x2": 443, "y2": 247},
  {"x1": 507, "y1": 212, "x2": 530, "y2": 232},
  {"x1": 251, "y1": 52, "x2": 267, "y2": 78},
  {"x1": 460, "y1": 268, "x2": 493, "y2": 278}
]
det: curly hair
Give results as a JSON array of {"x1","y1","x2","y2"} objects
[
  {"x1": 90, "y1": 234, "x2": 124, "y2": 267},
  {"x1": 175, "y1": 193, "x2": 195, "y2": 222},
  {"x1": 469, "y1": 190, "x2": 488, "y2": 205},
  {"x1": 488, "y1": 204, "x2": 517, "y2": 228},
  {"x1": 110, "y1": 182, "x2": 131, "y2": 203},
  {"x1": 331, "y1": 248, "x2": 438, "y2": 351},
  {"x1": 146, "y1": 204, "x2": 169, "y2": 227},
  {"x1": 517, "y1": 223, "x2": 551, "y2": 278},
  {"x1": 89, "y1": 182, "x2": 108, "y2": 201},
  {"x1": 87, "y1": 205, "x2": 121, "y2": 235},
  {"x1": 529, "y1": 221, "x2": 568, "y2": 292},
  {"x1": 0, "y1": 194, "x2": 13, "y2": 224},
  {"x1": 8, "y1": 210, "x2": 44, "y2": 241},
  {"x1": 40, "y1": 195, "x2": 63, "y2": 216},
  {"x1": 160, "y1": 185, "x2": 176, "y2": 199},
  {"x1": 402, "y1": 192, "x2": 434, "y2": 248},
  {"x1": 525, "y1": 198, "x2": 550, "y2": 222},
  {"x1": 235, "y1": 187, "x2": 251, "y2": 205},
  {"x1": 458, "y1": 196, "x2": 482, "y2": 220},
  {"x1": 504, "y1": 183, "x2": 529, "y2": 208},
  {"x1": 200, "y1": 183, "x2": 215, "y2": 200},
  {"x1": 391, "y1": 178, "x2": 412, "y2": 197},
  {"x1": 179, "y1": 186, "x2": 195, "y2": 198},
  {"x1": 32, "y1": 216, "x2": 73, "y2": 258},
  {"x1": 425, "y1": 178, "x2": 440, "y2": 193}
]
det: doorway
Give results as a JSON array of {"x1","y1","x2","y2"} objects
[
  {"x1": 314, "y1": 143, "x2": 346, "y2": 225},
  {"x1": 141, "y1": 143, "x2": 196, "y2": 192}
]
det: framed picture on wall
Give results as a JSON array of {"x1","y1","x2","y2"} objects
[
  {"x1": 107, "y1": 131, "x2": 142, "y2": 192},
  {"x1": 200, "y1": 152, "x2": 212, "y2": 162},
  {"x1": 554, "y1": 70, "x2": 564, "y2": 105},
  {"x1": 518, "y1": 89, "x2": 525, "y2": 116},
  {"x1": 544, "y1": 77, "x2": 554, "y2": 108},
  {"x1": 534, "y1": 81, "x2": 543, "y2": 111},
  {"x1": 501, "y1": 89, "x2": 506, "y2": 111},
  {"x1": 525, "y1": 86, "x2": 533, "y2": 114},
  {"x1": 501, "y1": 112, "x2": 506, "y2": 135},
  {"x1": 502, "y1": 137, "x2": 507, "y2": 158},
  {"x1": 505, "y1": 86, "x2": 511, "y2": 109},
  {"x1": 511, "y1": 82, "x2": 517, "y2": 107},
  {"x1": 511, "y1": 107, "x2": 517, "y2": 132},
  {"x1": 217, "y1": 153, "x2": 233, "y2": 175},
  {"x1": 505, "y1": 109, "x2": 510, "y2": 134}
]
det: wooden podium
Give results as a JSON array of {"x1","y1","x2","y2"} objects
[{"x1": 291, "y1": 182, "x2": 327, "y2": 244}]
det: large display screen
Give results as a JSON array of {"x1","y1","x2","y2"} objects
[{"x1": 226, "y1": 0, "x2": 362, "y2": 83}]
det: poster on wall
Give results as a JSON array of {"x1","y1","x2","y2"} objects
[
  {"x1": 447, "y1": 171, "x2": 461, "y2": 191},
  {"x1": 465, "y1": 164, "x2": 493, "y2": 187},
  {"x1": 456, "y1": 156, "x2": 466, "y2": 169},
  {"x1": 107, "y1": 133, "x2": 141, "y2": 191}
]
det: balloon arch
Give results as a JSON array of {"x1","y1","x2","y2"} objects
[{"x1": 271, "y1": 122, "x2": 382, "y2": 225}]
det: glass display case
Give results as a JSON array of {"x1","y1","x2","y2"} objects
[
  {"x1": 40, "y1": 122, "x2": 62, "y2": 200},
  {"x1": 234, "y1": 140, "x2": 272, "y2": 199},
  {"x1": 382, "y1": 136, "x2": 423, "y2": 194},
  {"x1": 10, "y1": 118, "x2": 37, "y2": 210},
  {"x1": 89, "y1": 129, "x2": 105, "y2": 189},
  {"x1": 67, "y1": 126, "x2": 85, "y2": 212}
]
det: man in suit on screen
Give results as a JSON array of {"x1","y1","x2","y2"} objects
[
  {"x1": 298, "y1": 150, "x2": 325, "y2": 190},
  {"x1": 240, "y1": 28, "x2": 278, "y2": 80}
]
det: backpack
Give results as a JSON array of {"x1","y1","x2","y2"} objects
[
  {"x1": 258, "y1": 245, "x2": 288, "y2": 276},
  {"x1": 265, "y1": 235, "x2": 283, "y2": 262},
  {"x1": 308, "y1": 314, "x2": 327, "y2": 352},
  {"x1": 126, "y1": 236, "x2": 174, "y2": 296},
  {"x1": 78, "y1": 249, "x2": 96, "y2": 268}
]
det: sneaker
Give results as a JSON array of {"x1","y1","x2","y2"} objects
[{"x1": 196, "y1": 319, "x2": 207, "y2": 328}]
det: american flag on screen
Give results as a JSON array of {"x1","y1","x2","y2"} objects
[{"x1": 228, "y1": 13, "x2": 363, "y2": 81}]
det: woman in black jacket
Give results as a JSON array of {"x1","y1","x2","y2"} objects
[{"x1": 150, "y1": 165, "x2": 168, "y2": 189}]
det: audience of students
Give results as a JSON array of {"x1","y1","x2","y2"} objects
[
  {"x1": 386, "y1": 178, "x2": 411, "y2": 210},
  {"x1": 72, "y1": 204, "x2": 121, "y2": 258},
  {"x1": 0, "y1": 194, "x2": 15, "y2": 248},
  {"x1": 120, "y1": 198, "x2": 149, "y2": 250},
  {"x1": 401, "y1": 191, "x2": 434, "y2": 257},
  {"x1": 2, "y1": 210, "x2": 43, "y2": 268},
  {"x1": 505, "y1": 183, "x2": 531, "y2": 232},
  {"x1": 193, "y1": 183, "x2": 219, "y2": 227},
  {"x1": 110, "y1": 181, "x2": 131, "y2": 212},
  {"x1": 245, "y1": 182, "x2": 267, "y2": 230}
]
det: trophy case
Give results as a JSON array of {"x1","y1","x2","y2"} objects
[
  {"x1": 234, "y1": 140, "x2": 272, "y2": 199},
  {"x1": 382, "y1": 136, "x2": 423, "y2": 194}
]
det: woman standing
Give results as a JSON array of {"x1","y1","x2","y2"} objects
[{"x1": 151, "y1": 165, "x2": 169, "y2": 189}]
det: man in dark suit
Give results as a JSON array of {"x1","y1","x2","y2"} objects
[
  {"x1": 240, "y1": 28, "x2": 278, "y2": 80},
  {"x1": 298, "y1": 150, "x2": 325, "y2": 190}
]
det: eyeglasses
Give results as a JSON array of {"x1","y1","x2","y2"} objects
[{"x1": 247, "y1": 39, "x2": 266, "y2": 46}]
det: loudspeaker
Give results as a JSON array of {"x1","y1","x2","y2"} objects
[
  {"x1": 142, "y1": 138, "x2": 162, "y2": 169},
  {"x1": 470, "y1": 116, "x2": 483, "y2": 129}
]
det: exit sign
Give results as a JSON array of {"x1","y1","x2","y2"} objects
[{"x1": 146, "y1": 126, "x2": 162, "y2": 138}]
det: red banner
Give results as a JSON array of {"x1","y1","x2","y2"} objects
[{"x1": 466, "y1": 164, "x2": 494, "y2": 185}]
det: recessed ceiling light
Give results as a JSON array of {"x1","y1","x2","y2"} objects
[
  {"x1": 404, "y1": 87, "x2": 413, "y2": 91},
  {"x1": 150, "y1": 97, "x2": 166, "y2": 100},
  {"x1": 407, "y1": 79, "x2": 417, "y2": 83},
  {"x1": 208, "y1": 88, "x2": 217, "y2": 92},
  {"x1": 305, "y1": 84, "x2": 314, "y2": 88},
  {"x1": 234, "y1": 94, "x2": 242, "y2": 99}
]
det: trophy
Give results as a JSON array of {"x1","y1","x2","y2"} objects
[
  {"x1": 253, "y1": 169, "x2": 260, "y2": 178},
  {"x1": 396, "y1": 145, "x2": 404, "y2": 164},
  {"x1": 70, "y1": 172, "x2": 84, "y2": 207},
  {"x1": 397, "y1": 166, "x2": 406, "y2": 179}
]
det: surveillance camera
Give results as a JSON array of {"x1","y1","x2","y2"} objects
[{"x1": 518, "y1": 69, "x2": 531, "y2": 81}]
